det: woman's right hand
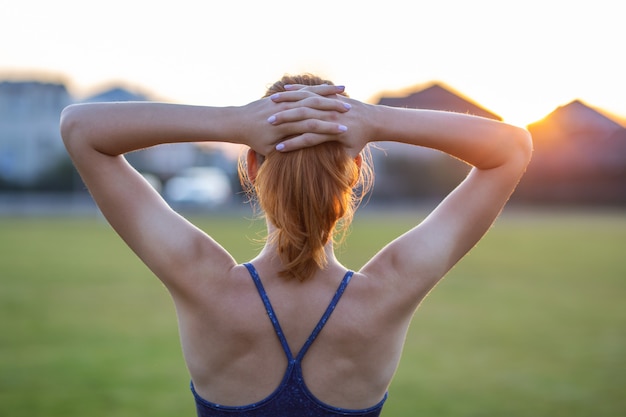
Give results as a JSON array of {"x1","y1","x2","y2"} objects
[
  {"x1": 238, "y1": 84, "x2": 354, "y2": 156},
  {"x1": 265, "y1": 86, "x2": 374, "y2": 158}
]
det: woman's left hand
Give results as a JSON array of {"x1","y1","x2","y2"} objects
[{"x1": 237, "y1": 84, "x2": 352, "y2": 155}]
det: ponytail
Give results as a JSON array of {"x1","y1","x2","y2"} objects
[{"x1": 239, "y1": 74, "x2": 372, "y2": 280}]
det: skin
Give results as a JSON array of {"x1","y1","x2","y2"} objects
[{"x1": 60, "y1": 84, "x2": 532, "y2": 409}]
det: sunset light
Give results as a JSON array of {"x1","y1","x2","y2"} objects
[
  {"x1": 2, "y1": 0, "x2": 624, "y2": 131},
  {"x1": 2, "y1": 3, "x2": 625, "y2": 416}
]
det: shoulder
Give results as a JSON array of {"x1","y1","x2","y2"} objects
[
  {"x1": 160, "y1": 235, "x2": 238, "y2": 306},
  {"x1": 356, "y1": 233, "x2": 446, "y2": 318}
]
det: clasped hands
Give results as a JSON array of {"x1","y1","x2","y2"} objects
[{"x1": 239, "y1": 84, "x2": 368, "y2": 158}]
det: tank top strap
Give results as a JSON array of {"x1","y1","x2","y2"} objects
[
  {"x1": 244, "y1": 263, "x2": 294, "y2": 361},
  {"x1": 295, "y1": 270, "x2": 354, "y2": 361}
]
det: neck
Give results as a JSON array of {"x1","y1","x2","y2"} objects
[{"x1": 253, "y1": 220, "x2": 339, "y2": 272}]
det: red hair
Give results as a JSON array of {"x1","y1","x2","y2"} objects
[{"x1": 239, "y1": 74, "x2": 373, "y2": 281}]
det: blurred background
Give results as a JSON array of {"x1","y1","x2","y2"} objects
[
  {"x1": 1, "y1": 0, "x2": 624, "y2": 416},
  {"x1": 1, "y1": 0, "x2": 625, "y2": 210}
]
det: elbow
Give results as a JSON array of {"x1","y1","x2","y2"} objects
[
  {"x1": 500, "y1": 126, "x2": 533, "y2": 180},
  {"x1": 513, "y1": 127, "x2": 534, "y2": 167},
  {"x1": 499, "y1": 124, "x2": 532, "y2": 168},
  {"x1": 59, "y1": 104, "x2": 79, "y2": 148},
  {"x1": 59, "y1": 104, "x2": 88, "y2": 154},
  {"x1": 479, "y1": 124, "x2": 533, "y2": 172}
]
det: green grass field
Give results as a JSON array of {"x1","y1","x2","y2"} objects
[{"x1": 1, "y1": 208, "x2": 625, "y2": 417}]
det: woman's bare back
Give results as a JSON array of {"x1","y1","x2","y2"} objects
[{"x1": 177, "y1": 262, "x2": 401, "y2": 410}]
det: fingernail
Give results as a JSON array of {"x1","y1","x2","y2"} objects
[
  {"x1": 343, "y1": 103, "x2": 352, "y2": 110},
  {"x1": 336, "y1": 85, "x2": 346, "y2": 91},
  {"x1": 267, "y1": 115, "x2": 276, "y2": 124},
  {"x1": 338, "y1": 125, "x2": 348, "y2": 132},
  {"x1": 270, "y1": 93, "x2": 281, "y2": 101},
  {"x1": 275, "y1": 143, "x2": 285, "y2": 151},
  {"x1": 284, "y1": 84, "x2": 294, "y2": 90}
]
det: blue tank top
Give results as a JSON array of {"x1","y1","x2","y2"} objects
[{"x1": 191, "y1": 262, "x2": 388, "y2": 417}]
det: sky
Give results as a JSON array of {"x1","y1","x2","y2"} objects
[{"x1": 2, "y1": 0, "x2": 624, "y2": 127}]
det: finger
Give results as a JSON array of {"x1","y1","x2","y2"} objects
[
  {"x1": 271, "y1": 85, "x2": 346, "y2": 102},
  {"x1": 282, "y1": 118, "x2": 348, "y2": 135},
  {"x1": 283, "y1": 84, "x2": 307, "y2": 91},
  {"x1": 275, "y1": 124, "x2": 347, "y2": 152},
  {"x1": 275, "y1": 133, "x2": 340, "y2": 152},
  {"x1": 284, "y1": 84, "x2": 345, "y2": 96},
  {"x1": 270, "y1": 90, "x2": 318, "y2": 102},
  {"x1": 303, "y1": 84, "x2": 346, "y2": 96},
  {"x1": 299, "y1": 96, "x2": 351, "y2": 113},
  {"x1": 267, "y1": 106, "x2": 340, "y2": 125},
  {"x1": 267, "y1": 100, "x2": 351, "y2": 125}
]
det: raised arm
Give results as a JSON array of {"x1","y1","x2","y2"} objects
[
  {"x1": 368, "y1": 105, "x2": 532, "y2": 307},
  {"x1": 270, "y1": 97, "x2": 532, "y2": 309},
  {"x1": 59, "y1": 86, "x2": 349, "y2": 299},
  {"x1": 369, "y1": 106, "x2": 531, "y2": 283}
]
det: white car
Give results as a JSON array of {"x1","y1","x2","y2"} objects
[{"x1": 164, "y1": 167, "x2": 232, "y2": 208}]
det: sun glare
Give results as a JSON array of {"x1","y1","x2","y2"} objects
[{"x1": 500, "y1": 108, "x2": 554, "y2": 129}]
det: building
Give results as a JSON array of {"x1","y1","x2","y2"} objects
[
  {"x1": 2, "y1": 76, "x2": 624, "y2": 205},
  {"x1": 377, "y1": 83, "x2": 501, "y2": 121},
  {"x1": 0, "y1": 81, "x2": 71, "y2": 186},
  {"x1": 370, "y1": 83, "x2": 501, "y2": 201},
  {"x1": 518, "y1": 100, "x2": 626, "y2": 204},
  {"x1": 0, "y1": 81, "x2": 202, "y2": 190}
]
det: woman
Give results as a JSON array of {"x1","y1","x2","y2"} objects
[{"x1": 60, "y1": 74, "x2": 532, "y2": 416}]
